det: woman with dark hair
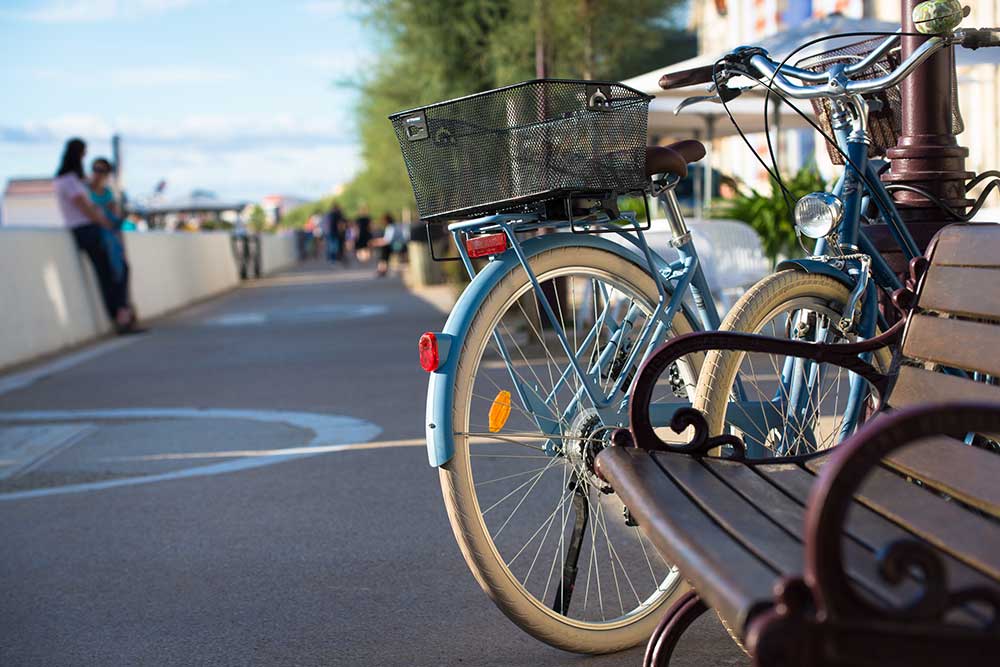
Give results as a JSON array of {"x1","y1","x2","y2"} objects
[{"x1": 54, "y1": 138, "x2": 139, "y2": 333}]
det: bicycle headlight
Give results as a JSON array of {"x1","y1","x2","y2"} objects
[{"x1": 794, "y1": 193, "x2": 843, "y2": 240}]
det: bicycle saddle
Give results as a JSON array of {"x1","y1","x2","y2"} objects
[{"x1": 645, "y1": 141, "x2": 706, "y2": 179}]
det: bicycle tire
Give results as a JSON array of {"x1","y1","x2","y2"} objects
[
  {"x1": 693, "y1": 270, "x2": 891, "y2": 456},
  {"x1": 440, "y1": 244, "x2": 700, "y2": 653}
]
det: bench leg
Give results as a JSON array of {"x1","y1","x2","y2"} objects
[{"x1": 643, "y1": 590, "x2": 708, "y2": 667}]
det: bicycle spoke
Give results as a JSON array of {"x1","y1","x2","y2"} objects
[
  {"x1": 459, "y1": 264, "x2": 685, "y2": 627},
  {"x1": 473, "y1": 465, "x2": 551, "y2": 487},
  {"x1": 481, "y1": 458, "x2": 559, "y2": 517}
]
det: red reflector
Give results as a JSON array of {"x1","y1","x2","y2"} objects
[
  {"x1": 465, "y1": 233, "x2": 508, "y2": 259},
  {"x1": 418, "y1": 332, "x2": 440, "y2": 372}
]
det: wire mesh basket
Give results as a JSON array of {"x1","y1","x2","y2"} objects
[
  {"x1": 390, "y1": 79, "x2": 652, "y2": 221},
  {"x1": 796, "y1": 37, "x2": 963, "y2": 165}
]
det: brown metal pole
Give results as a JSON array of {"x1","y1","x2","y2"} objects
[{"x1": 881, "y1": 0, "x2": 973, "y2": 250}]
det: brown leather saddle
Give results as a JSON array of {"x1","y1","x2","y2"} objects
[{"x1": 645, "y1": 140, "x2": 706, "y2": 179}]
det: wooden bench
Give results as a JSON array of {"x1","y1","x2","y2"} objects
[{"x1": 595, "y1": 223, "x2": 1000, "y2": 666}]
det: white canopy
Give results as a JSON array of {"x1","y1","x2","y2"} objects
[
  {"x1": 646, "y1": 95, "x2": 813, "y2": 138},
  {"x1": 626, "y1": 13, "x2": 1000, "y2": 99}
]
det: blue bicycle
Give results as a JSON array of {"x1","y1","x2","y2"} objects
[
  {"x1": 393, "y1": 80, "x2": 730, "y2": 651},
  {"x1": 389, "y1": 20, "x2": 996, "y2": 651},
  {"x1": 686, "y1": 26, "x2": 997, "y2": 457}
]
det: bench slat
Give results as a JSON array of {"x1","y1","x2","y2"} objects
[
  {"x1": 650, "y1": 454, "x2": 804, "y2": 575},
  {"x1": 805, "y1": 458, "x2": 1000, "y2": 580},
  {"x1": 754, "y1": 461, "x2": 997, "y2": 595},
  {"x1": 882, "y1": 436, "x2": 1000, "y2": 518},
  {"x1": 888, "y1": 365, "x2": 1000, "y2": 410},
  {"x1": 707, "y1": 460, "x2": 928, "y2": 610},
  {"x1": 902, "y1": 314, "x2": 1000, "y2": 377},
  {"x1": 918, "y1": 265, "x2": 1000, "y2": 320},
  {"x1": 597, "y1": 446, "x2": 777, "y2": 632},
  {"x1": 928, "y1": 224, "x2": 1000, "y2": 268}
]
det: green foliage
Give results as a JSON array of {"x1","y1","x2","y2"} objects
[
  {"x1": 199, "y1": 218, "x2": 234, "y2": 231},
  {"x1": 618, "y1": 195, "x2": 651, "y2": 222},
  {"x1": 248, "y1": 204, "x2": 267, "y2": 233},
  {"x1": 710, "y1": 167, "x2": 828, "y2": 266},
  {"x1": 281, "y1": 197, "x2": 335, "y2": 229},
  {"x1": 341, "y1": 0, "x2": 693, "y2": 218}
]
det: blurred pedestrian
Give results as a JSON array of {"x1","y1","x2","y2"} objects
[
  {"x1": 372, "y1": 212, "x2": 407, "y2": 277},
  {"x1": 354, "y1": 204, "x2": 372, "y2": 262},
  {"x1": 54, "y1": 138, "x2": 141, "y2": 334},
  {"x1": 88, "y1": 157, "x2": 127, "y2": 284},
  {"x1": 344, "y1": 217, "x2": 357, "y2": 259},
  {"x1": 718, "y1": 175, "x2": 739, "y2": 200},
  {"x1": 326, "y1": 202, "x2": 346, "y2": 264}
]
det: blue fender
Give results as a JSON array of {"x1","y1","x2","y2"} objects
[
  {"x1": 775, "y1": 258, "x2": 855, "y2": 290},
  {"x1": 424, "y1": 231, "x2": 695, "y2": 467}
]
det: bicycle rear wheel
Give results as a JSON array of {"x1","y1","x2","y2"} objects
[{"x1": 440, "y1": 244, "x2": 700, "y2": 653}]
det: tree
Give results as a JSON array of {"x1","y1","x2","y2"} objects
[
  {"x1": 340, "y1": 0, "x2": 694, "y2": 219},
  {"x1": 248, "y1": 204, "x2": 267, "y2": 233}
]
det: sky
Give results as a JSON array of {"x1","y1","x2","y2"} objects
[{"x1": 0, "y1": 0, "x2": 376, "y2": 203}]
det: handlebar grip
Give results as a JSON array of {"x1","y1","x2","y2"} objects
[
  {"x1": 962, "y1": 28, "x2": 1000, "y2": 49},
  {"x1": 659, "y1": 64, "x2": 716, "y2": 90}
]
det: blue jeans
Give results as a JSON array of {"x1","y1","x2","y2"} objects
[{"x1": 71, "y1": 223, "x2": 129, "y2": 321}]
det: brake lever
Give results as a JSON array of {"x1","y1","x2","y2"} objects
[{"x1": 674, "y1": 84, "x2": 744, "y2": 115}]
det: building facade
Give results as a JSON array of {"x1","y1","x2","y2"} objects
[
  {"x1": 688, "y1": 0, "x2": 999, "y2": 212},
  {"x1": 1, "y1": 178, "x2": 61, "y2": 228}
]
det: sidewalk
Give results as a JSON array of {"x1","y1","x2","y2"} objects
[{"x1": 0, "y1": 259, "x2": 743, "y2": 666}]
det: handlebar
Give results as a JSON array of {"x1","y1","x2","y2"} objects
[
  {"x1": 748, "y1": 33, "x2": 948, "y2": 100},
  {"x1": 659, "y1": 28, "x2": 1000, "y2": 102},
  {"x1": 659, "y1": 64, "x2": 716, "y2": 90},
  {"x1": 962, "y1": 28, "x2": 1000, "y2": 49}
]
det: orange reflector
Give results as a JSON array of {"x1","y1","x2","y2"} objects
[
  {"x1": 488, "y1": 390, "x2": 512, "y2": 433},
  {"x1": 418, "y1": 332, "x2": 439, "y2": 372},
  {"x1": 466, "y1": 233, "x2": 508, "y2": 259}
]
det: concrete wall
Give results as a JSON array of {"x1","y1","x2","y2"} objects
[
  {"x1": 0, "y1": 228, "x2": 298, "y2": 370},
  {"x1": 258, "y1": 233, "x2": 299, "y2": 277}
]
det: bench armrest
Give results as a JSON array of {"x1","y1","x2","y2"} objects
[
  {"x1": 804, "y1": 402, "x2": 1000, "y2": 625},
  {"x1": 628, "y1": 320, "x2": 904, "y2": 454}
]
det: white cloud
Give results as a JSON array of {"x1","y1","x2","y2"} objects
[
  {"x1": 137, "y1": 143, "x2": 360, "y2": 199},
  {"x1": 293, "y1": 50, "x2": 373, "y2": 78},
  {"x1": 29, "y1": 64, "x2": 241, "y2": 87},
  {"x1": 7, "y1": 0, "x2": 195, "y2": 23},
  {"x1": 0, "y1": 123, "x2": 361, "y2": 200},
  {"x1": 6, "y1": 114, "x2": 115, "y2": 142},
  {"x1": 1, "y1": 112, "x2": 356, "y2": 149}
]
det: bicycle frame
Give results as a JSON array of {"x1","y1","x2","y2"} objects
[
  {"x1": 422, "y1": 186, "x2": 723, "y2": 466},
  {"x1": 727, "y1": 99, "x2": 923, "y2": 457}
]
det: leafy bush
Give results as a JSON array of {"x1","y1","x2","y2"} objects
[
  {"x1": 199, "y1": 219, "x2": 234, "y2": 231},
  {"x1": 711, "y1": 167, "x2": 827, "y2": 266},
  {"x1": 248, "y1": 204, "x2": 267, "y2": 233}
]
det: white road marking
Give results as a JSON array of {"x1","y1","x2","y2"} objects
[
  {"x1": 0, "y1": 337, "x2": 139, "y2": 398},
  {"x1": 238, "y1": 269, "x2": 378, "y2": 289},
  {"x1": 207, "y1": 312, "x2": 268, "y2": 326},
  {"x1": 0, "y1": 423, "x2": 95, "y2": 480},
  {"x1": 0, "y1": 408, "x2": 384, "y2": 502},
  {"x1": 98, "y1": 437, "x2": 427, "y2": 462},
  {"x1": 203, "y1": 304, "x2": 388, "y2": 327}
]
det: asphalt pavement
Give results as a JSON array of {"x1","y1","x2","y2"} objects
[{"x1": 0, "y1": 260, "x2": 746, "y2": 666}]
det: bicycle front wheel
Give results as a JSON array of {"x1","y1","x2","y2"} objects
[
  {"x1": 440, "y1": 244, "x2": 700, "y2": 653},
  {"x1": 694, "y1": 270, "x2": 890, "y2": 457}
]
